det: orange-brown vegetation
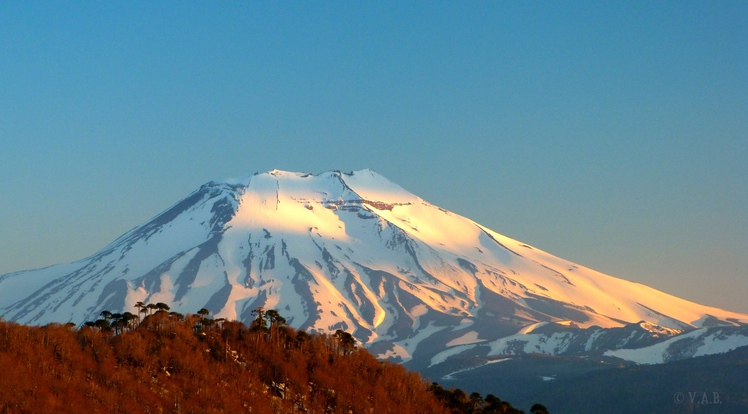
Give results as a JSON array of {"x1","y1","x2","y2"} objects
[{"x1": 0, "y1": 309, "x2": 527, "y2": 414}]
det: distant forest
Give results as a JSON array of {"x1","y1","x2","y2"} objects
[{"x1": 0, "y1": 306, "x2": 547, "y2": 413}]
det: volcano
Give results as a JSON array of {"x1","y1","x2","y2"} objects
[{"x1": 2, "y1": 169, "x2": 746, "y2": 370}]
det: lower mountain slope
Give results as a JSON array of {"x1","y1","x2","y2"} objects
[{"x1": 441, "y1": 345, "x2": 748, "y2": 414}]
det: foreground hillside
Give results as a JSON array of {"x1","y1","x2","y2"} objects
[{"x1": 0, "y1": 310, "x2": 532, "y2": 414}]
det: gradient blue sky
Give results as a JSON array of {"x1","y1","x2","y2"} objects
[{"x1": 1, "y1": 2, "x2": 746, "y2": 312}]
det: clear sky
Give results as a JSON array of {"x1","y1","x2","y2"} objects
[{"x1": 1, "y1": 2, "x2": 746, "y2": 312}]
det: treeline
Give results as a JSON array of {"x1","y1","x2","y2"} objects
[{"x1": 0, "y1": 307, "x2": 537, "y2": 413}]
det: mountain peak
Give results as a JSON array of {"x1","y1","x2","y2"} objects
[{"x1": 221, "y1": 169, "x2": 419, "y2": 206}]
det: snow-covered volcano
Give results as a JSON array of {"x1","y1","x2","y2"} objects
[{"x1": 1, "y1": 169, "x2": 746, "y2": 367}]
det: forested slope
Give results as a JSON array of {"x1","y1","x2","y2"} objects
[{"x1": 0, "y1": 309, "x2": 531, "y2": 413}]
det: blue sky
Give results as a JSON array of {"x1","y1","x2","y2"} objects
[{"x1": 1, "y1": 2, "x2": 746, "y2": 312}]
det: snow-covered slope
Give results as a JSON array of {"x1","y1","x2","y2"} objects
[
  {"x1": 604, "y1": 326, "x2": 748, "y2": 364},
  {"x1": 1, "y1": 169, "x2": 746, "y2": 369}
]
